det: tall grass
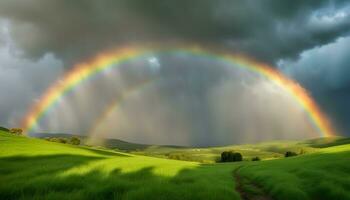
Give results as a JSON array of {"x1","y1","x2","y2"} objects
[
  {"x1": 239, "y1": 144, "x2": 350, "y2": 200},
  {"x1": 0, "y1": 131, "x2": 240, "y2": 200}
]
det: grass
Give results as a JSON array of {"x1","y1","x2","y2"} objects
[
  {"x1": 239, "y1": 144, "x2": 350, "y2": 200},
  {"x1": 0, "y1": 131, "x2": 240, "y2": 200},
  {"x1": 2, "y1": 130, "x2": 350, "y2": 200},
  {"x1": 33, "y1": 133, "x2": 350, "y2": 163},
  {"x1": 129, "y1": 138, "x2": 347, "y2": 163}
]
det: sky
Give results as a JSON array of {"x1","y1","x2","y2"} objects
[{"x1": 0, "y1": 0, "x2": 349, "y2": 146}]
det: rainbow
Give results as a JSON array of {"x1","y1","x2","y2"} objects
[
  {"x1": 88, "y1": 78, "x2": 158, "y2": 140},
  {"x1": 22, "y1": 46, "x2": 336, "y2": 137}
]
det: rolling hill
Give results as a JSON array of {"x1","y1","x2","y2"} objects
[
  {"x1": 0, "y1": 131, "x2": 238, "y2": 200},
  {"x1": 1, "y1": 130, "x2": 350, "y2": 199},
  {"x1": 31, "y1": 132, "x2": 350, "y2": 163}
]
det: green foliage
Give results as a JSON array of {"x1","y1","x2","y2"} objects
[
  {"x1": 45, "y1": 137, "x2": 68, "y2": 144},
  {"x1": 9, "y1": 128, "x2": 23, "y2": 135},
  {"x1": 70, "y1": 136, "x2": 81, "y2": 145},
  {"x1": 221, "y1": 151, "x2": 242, "y2": 162},
  {"x1": 251, "y1": 157, "x2": 261, "y2": 161},
  {"x1": 285, "y1": 151, "x2": 298, "y2": 157}
]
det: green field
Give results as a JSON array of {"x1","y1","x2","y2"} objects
[
  {"x1": 128, "y1": 137, "x2": 346, "y2": 163},
  {"x1": 0, "y1": 131, "x2": 239, "y2": 200},
  {"x1": 1, "y1": 130, "x2": 350, "y2": 200}
]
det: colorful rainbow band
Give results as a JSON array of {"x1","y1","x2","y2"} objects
[{"x1": 22, "y1": 46, "x2": 336, "y2": 137}]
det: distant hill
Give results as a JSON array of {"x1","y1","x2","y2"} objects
[
  {"x1": 0, "y1": 126, "x2": 9, "y2": 132},
  {"x1": 29, "y1": 132, "x2": 169, "y2": 151},
  {"x1": 2, "y1": 129, "x2": 350, "y2": 199},
  {"x1": 29, "y1": 132, "x2": 350, "y2": 163}
]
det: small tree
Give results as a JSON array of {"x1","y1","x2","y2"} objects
[
  {"x1": 252, "y1": 156, "x2": 261, "y2": 161},
  {"x1": 70, "y1": 137, "x2": 81, "y2": 145},
  {"x1": 221, "y1": 151, "x2": 243, "y2": 162},
  {"x1": 285, "y1": 151, "x2": 297, "y2": 157},
  {"x1": 58, "y1": 138, "x2": 68, "y2": 144},
  {"x1": 221, "y1": 151, "x2": 231, "y2": 162},
  {"x1": 9, "y1": 128, "x2": 23, "y2": 135}
]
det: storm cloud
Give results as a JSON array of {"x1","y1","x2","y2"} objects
[
  {"x1": 0, "y1": 0, "x2": 350, "y2": 145},
  {"x1": 0, "y1": 0, "x2": 349, "y2": 64}
]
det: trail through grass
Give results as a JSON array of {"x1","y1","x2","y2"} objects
[
  {"x1": 238, "y1": 144, "x2": 350, "y2": 200},
  {"x1": 234, "y1": 166, "x2": 272, "y2": 200}
]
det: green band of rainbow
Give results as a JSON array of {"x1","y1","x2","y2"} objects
[{"x1": 22, "y1": 46, "x2": 336, "y2": 137}]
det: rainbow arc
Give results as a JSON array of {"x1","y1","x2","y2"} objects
[{"x1": 22, "y1": 46, "x2": 336, "y2": 137}]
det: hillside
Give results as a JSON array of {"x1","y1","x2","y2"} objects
[
  {"x1": 0, "y1": 131, "x2": 239, "y2": 200},
  {"x1": 1, "y1": 131, "x2": 350, "y2": 199},
  {"x1": 239, "y1": 143, "x2": 350, "y2": 199},
  {"x1": 130, "y1": 136, "x2": 350, "y2": 163},
  {"x1": 31, "y1": 132, "x2": 156, "y2": 151},
  {"x1": 31, "y1": 132, "x2": 350, "y2": 163}
]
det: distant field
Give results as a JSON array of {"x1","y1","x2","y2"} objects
[
  {"x1": 129, "y1": 137, "x2": 350, "y2": 163},
  {"x1": 1, "y1": 131, "x2": 350, "y2": 200},
  {"x1": 32, "y1": 133, "x2": 350, "y2": 163}
]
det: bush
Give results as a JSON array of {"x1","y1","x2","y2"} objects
[
  {"x1": 58, "y1": 138, "x2": 67, "y2": 143},
  {"x1": 9, "y1": 128, "x2": 23, "y2": 135},
  {"x1": 45, "y1": 137, "x2": 67, "y2": 144},
  {"x1": 251, "y1": 156, "x2": 261, "y2": 161},
  {"x1": 285, "y1": 151, "x2": 298, "y2": 157},
  {"x1": 220, "y1": 151, "x2": 242, "y2": 162},
  {"x1": 168, "y1": 153, "x2": 190, "y2": 161},
  {"x1": 70, "y1": 137, "x2": 81, "y2": 145}
]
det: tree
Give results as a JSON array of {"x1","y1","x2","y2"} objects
[
  {"x1": 46, "y1": 137, "x2": 67, "y2": 144},
  {"x1": 252, "y1": 156, "x2": 261, "y2": 161},
  {"x1": 9, "y1": 128, "x2": 23, "y2": 135},
  {"x1": 220, "y1": 151, "x2": 243, "y2": 162},
  {"x1": 285, "y1": 151, "x2": 298, "y2": 157},
  {"x1": 70, "y1": 137, "x2": 81, "y2": 145}
]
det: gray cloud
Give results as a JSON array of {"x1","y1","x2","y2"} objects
[
  {"x1": 0, "y1": 21, "x2": 63, "y2": 127},
  {"x1": 0, "y1": 0, "x2": 349, "y2": 64},
  {"x1": 279, "y1": 36, "x2": 350, "y2": 135},
  {"x1": 0, "y1": 1, "x2": 350, "y2": 144},
  {"x1": 88, "y1": 55, "x2": 317, "y2": 146}
]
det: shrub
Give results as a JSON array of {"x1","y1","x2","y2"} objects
[
  {"x1": 285, "y1": 151, "x2": 298, "y2": 157},
  {"x1": 168, "y1": 153, "x2": 189, "y2": 161},
  {"x1": 57, "y1": 138, "x2": 67, "y2": 144},
  {"x1": 220, "y1": 151, "x2": 242, "y2": 162},
  {"x1": 9, "y1": 128, "x2": 23, "y2": 135},
  {"x1": 45, "y1": 137, "x2": 67, "y2": 144},
  {"x1": 70, "y1": 137, "x2": 81, "y2": 145},
  {"x1": 251, "y1": 156, "x2": 261, "y2": 161}
]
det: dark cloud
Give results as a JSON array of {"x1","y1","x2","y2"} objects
[
  {"x1": 88, "y1": 55, "x2": 316, "y2": 146},
  {"x1": 0, "y1": 0, "x2": 349, "y2": 64},
  {"x1": 279, "y1": 36, "x2": 350, "y2": 136},
  {"x1": 0, "y1": 1, "x2": 350, "y2": 144}
]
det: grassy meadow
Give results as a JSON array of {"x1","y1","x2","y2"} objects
[
  {"x1": 128, "y1": 138, "x2": 337, "y2": 163},
  {"x1": 1, "y1": 130, "x2": 350, "y2": 200},
  {"x1": 0, "y1": 131, "x2": 239, "y2": 200},
  {"x1": 239, "y1": 144, "x2": 350, "y2": 200}
]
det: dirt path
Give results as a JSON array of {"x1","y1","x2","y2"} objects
[{"x1": 233, "y1": 166, "x2": 272, "y2": 200}]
